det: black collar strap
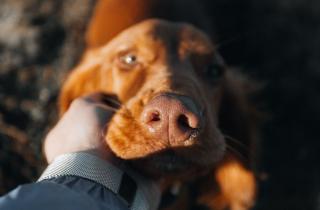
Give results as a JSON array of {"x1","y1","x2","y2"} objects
[{"x1": 38, "y1": 152, "x2": 160, "y2": 210}]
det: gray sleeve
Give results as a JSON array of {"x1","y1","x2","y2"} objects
[
  {"x1": 0, "y1": 152, "x2": 160, "y2": 210},
  {"x1": 38, "y1": 152, "x2": 160, "y2": 210},
  {"x1": 0, "y1": 176, "x2": 129, "y2": 210}
]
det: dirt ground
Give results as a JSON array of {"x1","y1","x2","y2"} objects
[{"x1": 0, "y1": 0, "x2": 319, "y2": 209}]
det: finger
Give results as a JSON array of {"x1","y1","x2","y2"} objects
[{"x1": 83, "y1": 92, "x2": 121, "y2": 109}]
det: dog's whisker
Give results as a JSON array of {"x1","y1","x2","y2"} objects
[
  {"x1": 223, "y1": 134, "x2": 249, "y2": 151},
  {"x1": 226, "y1": 145, "x2": 249, "y2": 163},
  {"x1": 223, "y1": 134, "x2": 250, "y2": 163},
  {"x1": 216, "y1": 30, "x2": 258, "y2": 51}
]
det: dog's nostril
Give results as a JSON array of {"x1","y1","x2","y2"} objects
[
  {"x1": 143, "y1": 110, "x2": 161, "y2": 124},
  {"x1": 141, "y1": 94, "x2": 202, "y2": 145},
  {"x1": 177, "y1": 113, "x2": 200, "y2": 130},
  {"x1": 178, "y1": 115, "x2": 191, "y2": 130},
  {"x1": 150, "y1": 111, "x2": 161, "y2": 122}
]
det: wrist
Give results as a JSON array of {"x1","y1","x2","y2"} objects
[{"x1": 39, "y1": 152, "x2": 161, "y2": 210}]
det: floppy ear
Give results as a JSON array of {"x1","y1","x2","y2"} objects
[
  {"x1": 58, "y1": 51, "x2": 113, "y2": 115},
  {"x1": 196, "y1": 70, "x2": 262, "y2": 210},
  {"x1": 59, "y1": 65, "x2": 98, "y2": 115},
  {"x1": 86, "y1": 0, "x2": 153, "y2": 48},
  {"x1": 219, "y1": 70, "x2": 261, "y2": 158}
]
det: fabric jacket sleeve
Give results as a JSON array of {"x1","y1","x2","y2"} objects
[
  {"x1": 0, "y1": 176, "x2": 128, "y2": 210},
  {"x1": 0, "y1": 152, "x2": 160, "y2": 210}
]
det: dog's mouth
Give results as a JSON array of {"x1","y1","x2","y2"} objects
[
  {"x1": 145, "y1": 150, "x2": 189, "y2": 172},
  {"x1": 105, "y1": 92, "x2": 225, "y2": 177},
  {"x1": 130, "y1": 149, "x2": 194, "y2": 177}
]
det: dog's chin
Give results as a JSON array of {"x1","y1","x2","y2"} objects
[
  {"x1": 130, "y1": 150, "x2": 206, "y2": 179},
  {"x1": 107, "y1": 106, "x2": 225, "y2": 179}
]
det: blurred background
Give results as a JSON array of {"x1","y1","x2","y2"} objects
[{"x1": 0, "y1": 0, "x2": 319, "y2": 209}]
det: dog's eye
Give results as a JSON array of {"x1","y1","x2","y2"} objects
[
  {"x1": 205, "y1": 63, "x2": 224, "y2": 80},
  {"x1": 122, "y1": 54, "x2": 137, "y2": 65},
  {"x1": 118, "y1": 53, "x2": 138, "y2": 69}
]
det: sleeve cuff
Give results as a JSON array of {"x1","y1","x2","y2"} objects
[{"x1": 38, "y1": 152, "x2": 160, "y2": 210}]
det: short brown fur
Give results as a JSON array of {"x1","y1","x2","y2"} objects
[{"x1": 59, "y1": 2, "x2": 260, "y2": 209}]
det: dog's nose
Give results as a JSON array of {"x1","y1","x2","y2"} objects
[{"x1": 141, "y1": 94, "x2": 201, "y2": 145}]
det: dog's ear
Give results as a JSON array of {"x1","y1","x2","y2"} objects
[
  {"x1": 58, "y1": 52, "x2": 113, "y2": 115},
  {"x1": 86, "y1": 0, "x2": 153, "y2": 48},
  {"x1": 219, "y1": 70, "x2": 261, "y2": 160},
  {"x1": 59, "y1": 63, "x2": 101, "y2": 115},
  {"x1": 207, "y1": 70, "x2": 261, "y2": 210}
]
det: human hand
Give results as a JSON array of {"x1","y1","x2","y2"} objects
[{"x1": 44, "y1": 93, "x2": 120, "y2": 163}]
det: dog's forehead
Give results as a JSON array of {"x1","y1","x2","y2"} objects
[{"x1": 112, "y1": 19, "x2": 214, "y2": 56}]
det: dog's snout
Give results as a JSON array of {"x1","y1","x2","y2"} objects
[{"x1": 141, "y1": 94, "x2": 202, "y2": 146}]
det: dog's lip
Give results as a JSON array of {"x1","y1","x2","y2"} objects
[{"x1": 148, "y1": 150, "x2": 191, "y2": 172}]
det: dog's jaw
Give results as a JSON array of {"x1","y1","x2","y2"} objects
[{"x1": 105, "y1": 99, "x2": 226, "y2": 179}]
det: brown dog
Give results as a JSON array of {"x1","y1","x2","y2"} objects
[{"x1": 59, "y1": 18, "x2": 259, "y2": 210}]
